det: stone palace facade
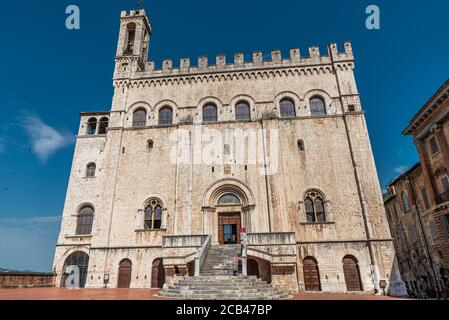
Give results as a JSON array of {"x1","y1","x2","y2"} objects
[{"x1": 53, "y1": 9, "x2": 405, "y2": 296}]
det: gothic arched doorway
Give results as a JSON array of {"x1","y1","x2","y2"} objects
[
  {"x1": 152, "y1": 258, "x2": 165, "y2": 288},
  {"x1": 117, "y1": 259, "x2": 132, "y2": 288},
  {"x1": 342, "y1": 255, "x2": 363, "y2": 291},
  {"x1": 303, "y1": 257, "x2": 321, "y2": 291},
  {"x1": 60, "y1": 251, "x2": 89, "y2": 288}
]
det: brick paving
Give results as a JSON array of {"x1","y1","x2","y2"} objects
[{"x1": 0, "y1": 288, "x2": 408, "y2": 300}]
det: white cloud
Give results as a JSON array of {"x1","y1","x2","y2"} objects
[
  {"x1": 0, "y1": 137, "x2": 4, "y2": 153},
  {"x1": 394, "y1": 165, "x2": 409, "y2": 174},
  {"x1": 0, "y1": 215, "x2": 61, "y2": 226},
  {"x1": 20, "y1": 114, "x2": 74, "y2": 163}
]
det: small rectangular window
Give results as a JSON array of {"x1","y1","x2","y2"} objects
[
  {"x1": 429, "y1": 137, "x2": 439, "y2": 155},
  {"x1": 428, "y1": 219, "x2": 438, "y2": 240},
  {"x1": 348, "y1": 105, "x2": 355, "y2": 112}
]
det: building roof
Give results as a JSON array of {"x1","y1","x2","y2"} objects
[
  {"x1": 387, "y1": 162, "x2": 421, "y2": 187},
  {"x1": 403, "y1": 78, "x2": 449, "y2": 135}
]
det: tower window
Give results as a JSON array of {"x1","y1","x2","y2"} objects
[
  {"x1": 297, "y1": 139, "x2": 305, "y2": 151},
  {"x1": 280, "y1": 99, "x2": 296, "y2": 118},
  {"x1": 86, "y1": 163, "x2": 96, "y2": 178},
  {"x1": 125, "y1": 23, "x2": 136, "y2": 54},
  {"x1": 147, "y1": 139, "x2": 154, "y2": 150},
  {"x1": 98, "y1": 117, "x2": 109, "y2": 134},
  {"x1": 87, "y1": 118, "x2": 97, "y2": 135},
  {"x1": 304, "y1": 190, "x2": 326, "y2": 223},
  {"x1": 203, "y1": 104, "x2": 218, "y2": 123},
  {"x1": 310, "y1": 96, "x2": 326, "y2": 116},
  {"x1": 133, "y1": 108, "x2": 147, "y2": 127},
  {"x1": 76, "y1": 205, "x2": 94, "y2": 235},
  {"x1": 145, "y1": 199, "x2": 163, "y2": 230},
  {"x1": 235, "y1": 101, "x2": 251, "y2": 121},
  {"x1": 158, "y1": 107, "x2": 173, "y2": 125}
]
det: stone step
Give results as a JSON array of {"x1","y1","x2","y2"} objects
[
  {"x1": 169, "y1": 284, "x2": 273, "y2": 291},
  {"x1": 157, "y1": 293, "x2": 291, "y2": 300}
]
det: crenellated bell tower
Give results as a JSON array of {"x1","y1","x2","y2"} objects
[{"x1": 114, "y1": 9, "x2": 151, "y2": 79}]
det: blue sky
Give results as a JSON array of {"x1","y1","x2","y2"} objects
[{"x1": 0, "y1": 0, "x2": 448, "y2": 271}]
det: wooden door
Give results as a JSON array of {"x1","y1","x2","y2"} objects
[
  {"x1": 151, "y1": 258, "x2": 165, "y2": 288},
  {"x1": 117, "y1": 259, "x2": 132, "y2": 288},
  {"x1": 218, "y1": 213, "x2": 241, "y2": 244},
  {"x1": 303, "y1": 258, "x2": 321, "y2": 291},
  {"x1": 343, "y1": 256, "x2": 362, "y2": 291}
]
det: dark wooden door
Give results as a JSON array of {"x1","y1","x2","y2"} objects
[
  {"x1": 247, "y1": 259, "x2": 259, "y2": 277},
  {"x1": 151, "y1": 258, "x2": 165, "y2": 288},
  {"x1": 303, "y1": 258, "x2": 321, "y2": 291},
  {"x1": 343, "y1": 257, "x2": 362, "y2": 291},
  {"x1": 117, "y1": 259, "x2": 132, "y2": 288},
  {"x1": 218, "y1": 213, "x2": 241, "y2": 245}
]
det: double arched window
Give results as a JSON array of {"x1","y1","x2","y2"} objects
[
  {"x1": 158, "y1": 107, "x2": 173, "y2": 125},
  {"x1": 304, "y1": 190, "x2": 326, "y2": 223},
  {"x1": 280, "y1": 99, "x2": 296, "y2": 118},
  {"x1": 87, "y1": 118, "x2": 97, "y2": 135},
  {"x1": 133, "y1": 108, "x2": 147, "y2": 127},
  {"x1": 86, "y1": 163, "x2": 96, "y2": 177},
  {"x1": 203, "y1": 104, "x2": 218, "y2": 123},
  {"x1": 310, "y1": 96, "x2": 326, "y2": 116},
  {"x1": 145, "y1": 199, "x2": 163, "y2": 229},
  {"x1": 235, "y1": 101, "x2": 251, "y2": 121},
  {"x1": 76, "y1": 205, "x2": 94, "y2": 235}
]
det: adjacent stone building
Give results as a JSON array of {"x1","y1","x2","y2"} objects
[
  {"x1": 385, "y1": 79, "x2": 449, "y2": 298},
  {"x1": 53, "y1": 8, "x2": 403, "y2": 296}
]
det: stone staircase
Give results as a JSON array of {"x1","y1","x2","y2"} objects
[{"x1": 157, "y1": 245, "x2": 291, "y2": 300}]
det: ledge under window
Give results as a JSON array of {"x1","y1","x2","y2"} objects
[
  {"x1": 135, "y1": 228, "x2": 167, "y2": 232},
  {"x1": 300, "y1": 221, "x2": 335, "y2": 225},
  {"x1": 65, "y1": 234, "x2": 93, "y2": 239}
]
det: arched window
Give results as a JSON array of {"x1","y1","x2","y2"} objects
[
  {"x1": 297, "y1": 139, "x2": 305, "y2": 151},
  {"x1": 158, "y1": 107, "x2": 173, "y2": 125},
  {"x1": 401, "y1": 191, "x2": 410, "y2": 212},
  {"x1": 145, "y1": 199, "x2": 163, "y2": 229},
  {"x1": 203, "y1": 104, "x2": 218, "y2": 123},
  {"x1": 98, "y1": 117, "x2": 109, "y2": 134},
  {"x1": 310, "y1": 96, "x2": 326, "y2": 116},
  {"x1": 304, "y1": 190, "x2": 326, "y2": 223},
  {"x1": 87, "y1": 118, "x2": 97, "y2": 135},
  {"x1": 125, "y1": 23, "x2": 136, "y2": 54},
  {"x1": 86, "y1": 163, "x2": 96, "y2": 177},
  {"x1": 61, "y1": 251, "x2": 89, "y2": 288},
  {"x1": 218, "y1": 193, "x2": 241, "y2": 205},
  {"x1": 280, "y1": 98, "x2": 296, "y2": 118},
  {"x1": 303, "y1": 257, "x2": 321, "y2": 291},
  {"x1": 235, "y1": 101, "x2": 251, "y2": 121},
  {"x1": 76, "y1": 205, "x2": 94, "y2": 235},
  {"x1": 133, "y1": 108, "x2": 147, "y2": 127}
]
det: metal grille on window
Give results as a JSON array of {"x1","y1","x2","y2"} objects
[
  {"x1": 133, "y1": 109, "x2": 147, "y2": 127},
  {"x1": 158, "y1": 107, "x2": 173, "y2": 125},
  {"x1": 76, "y1": 206, "x2": 94, "y2": 235},
  {"x1": 280, "y1": 99, "x2": 295, "y2": 118},
  {"x1": 310, "y1": 97, "x2": 326, "y2": 116},
  {"x1": 235, "y1": 101, "x2": 250, "y2": 120},
  {"x1": 203, "y1": 104, "x2": 217, "y2": 122}
]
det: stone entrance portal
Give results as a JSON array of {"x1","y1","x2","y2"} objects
[{"x1": 218, "y1": 213, "x2": 241, "y2": 245}]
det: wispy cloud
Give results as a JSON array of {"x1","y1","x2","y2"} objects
[
  {"x1": 0, "y1": 215, "x2": 61, "y2": 272},
  {"x1": 394, "y1": 165, "x2": 409, "y2": 174},
  {"x1": 0, "y1": 136, "x2": 4, "y2": 153},
  {"x1": 20, "y1": 113, "x2": 74, "y2": 163}
]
